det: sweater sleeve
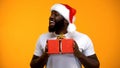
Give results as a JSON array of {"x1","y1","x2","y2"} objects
[
  {"x1": 34, "y1": 35, "x2": 43, "y2": 57},
  {"x1": 83, "y1": 35, "x2": 95, "y2": 56}
]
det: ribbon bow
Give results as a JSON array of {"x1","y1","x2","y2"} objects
[{"x1": 57, "y1": 34, "x2": 65, "y2": 39}]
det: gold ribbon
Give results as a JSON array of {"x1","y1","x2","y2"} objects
[{"x1": 57, "y1": 33, "x2": 65, "y2": 39}]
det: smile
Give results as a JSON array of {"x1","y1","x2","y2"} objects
[{"x1": 49, "y1": 20, "x2": 55, "y2": 26}]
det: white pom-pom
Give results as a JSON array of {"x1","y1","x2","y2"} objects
[{"x1": 67, "y1": 23, "x2": 76, "y2": 33}]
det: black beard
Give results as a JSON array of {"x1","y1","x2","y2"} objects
[
  {"x1": 48, "y1": 18, "x2": 65, "y2": 33},
  {"x1": 48, "y1": 25, "x2": 55, "y2": 32}
]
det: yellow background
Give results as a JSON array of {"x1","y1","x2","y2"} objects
[{"x1": 0, "y1": 0, "x2": 120, "y2": 68}]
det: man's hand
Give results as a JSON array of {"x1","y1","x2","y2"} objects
[
  {"x1": 73, "y1": 41, "x2": 100, "y2": 68},
  {"x1": 73, "y1": 41, "x2": 82, "y2": 58},
  {"x1": 45, "y1": 42, "x2": 49, "y2": 55},
  {"x1": 30, "y1": 42, "x2": 49, "y2": 68}
]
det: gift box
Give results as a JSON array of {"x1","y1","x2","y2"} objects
[
  {"x1": 47, "y1": 39, "x2": 59, "y2": 54},
  {"x1": 47, "y1": 39, "x2": 74, "y2": 54},
  {"x1": 61, "y1": 39, "x2": 74, "y2": 54}
]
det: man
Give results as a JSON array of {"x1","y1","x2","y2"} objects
[{"x1": 30, "y1": 3, "x2": 100, "y2": 68}]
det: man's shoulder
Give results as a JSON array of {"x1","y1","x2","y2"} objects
[
  {"x1": 72, "y1": 31, "x2": 91, "y2": 40},
  {"x1": 38, "y1": 32, "x2": 54, "y2": 39},
  {"x1": 72, "y1": 31, "x2": 88, "y2": 37},
  {"x1": 40, "y1": 32, "x2": 51, "y2": 37}
]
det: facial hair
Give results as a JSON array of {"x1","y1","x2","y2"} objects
[
  {"x1": 48, "y1": 18, "x2": 65, "y2": 33},
  {"x1": 48, "y1": 25, "x2": 55, "y2": 32}
]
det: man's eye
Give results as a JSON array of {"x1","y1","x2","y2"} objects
[{"x1": 55, "y1": 14, "x2": 58, "y2": 16}]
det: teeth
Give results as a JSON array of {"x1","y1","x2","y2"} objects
[
  {"x1": 50, "y1": 21, "x2": 54, "y2": 22},
  {"x1": 50, "y1": 20, "x2": 55, "y2": 25}
]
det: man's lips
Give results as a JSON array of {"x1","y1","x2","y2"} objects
[{"x1": 49, "y1": 20, "x2": 55, "y2": 26}]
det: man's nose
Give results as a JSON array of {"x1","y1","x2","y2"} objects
[{"x1": 50, "y1": 14, "x2": 55, "y2": 20}]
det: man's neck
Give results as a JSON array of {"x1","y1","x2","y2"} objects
[{"x1": 55, "y1": 30, "x2": 67, "y2": 35}]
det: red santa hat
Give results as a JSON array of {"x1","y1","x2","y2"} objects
[{"x1": 51, "y1": 3, "x2": 76, "y2": 33}]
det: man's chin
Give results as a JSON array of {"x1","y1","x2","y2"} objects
[
  {"x1": 49, "y1": 30, "x2": 55, "y2": 32},
  {"x1": 48, "y1": 26, "x2": 55, "y2": 32}
]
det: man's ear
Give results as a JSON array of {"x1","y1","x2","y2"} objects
[{"x1": 64, "y1": 20, "x2": 69, "y2": 25}]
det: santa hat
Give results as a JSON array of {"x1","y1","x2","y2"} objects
[{"x1": 51, "y1": 3, "x2": 76, "y2": 33}]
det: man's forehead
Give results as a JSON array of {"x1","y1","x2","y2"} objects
[
  {"x1": 51, "y1": 10, "x2": 65, "y2": 20},
  {"x1": 51, "y1": 10, "x2": 60, "y2": 14}
]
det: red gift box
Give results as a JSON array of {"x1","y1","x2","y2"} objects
[
  {"x1": 61, "y1": 39, "x2": 74, "y2": 54},
  {"x1": 47, "y1": 39, "x2": 74, "y2": 54},
  {"x1": 47, "y1": 39, "x2": 59, "y2": 54}
]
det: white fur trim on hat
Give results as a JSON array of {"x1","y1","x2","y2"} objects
[{"x1": 67, "y1": 23, "x2": 76, "y2": 33}]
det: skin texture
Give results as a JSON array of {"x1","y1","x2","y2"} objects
[{"x1": 30, "y1": 10, "x2": 100, "y2": 68}]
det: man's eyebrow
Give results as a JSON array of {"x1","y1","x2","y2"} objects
[{"x1": 52, "y1": 10, "x2": 60, "y2": 14}]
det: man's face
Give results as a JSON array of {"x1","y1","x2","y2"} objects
[{"x1": 48, "y1": 10, "x2": 68, "y2": 32}]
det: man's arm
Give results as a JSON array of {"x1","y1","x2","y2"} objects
[
  {"x1": 74, "y1": 41, "x2": 100, "y2": 68},
  {"x1": 30, "y1": 52, "x2": 49, "y2": 68}
]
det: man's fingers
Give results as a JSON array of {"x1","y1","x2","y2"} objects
[
  {"x1": 45, "y1": 41, "x2": 48, "y2": 52},
  {"x1": 74, "y1": 41, "x2": 79, "y2": 49}
]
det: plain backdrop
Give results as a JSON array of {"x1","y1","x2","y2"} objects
[{"x1": 0, "y1": 0, "x2": 120, "y2": 68}]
